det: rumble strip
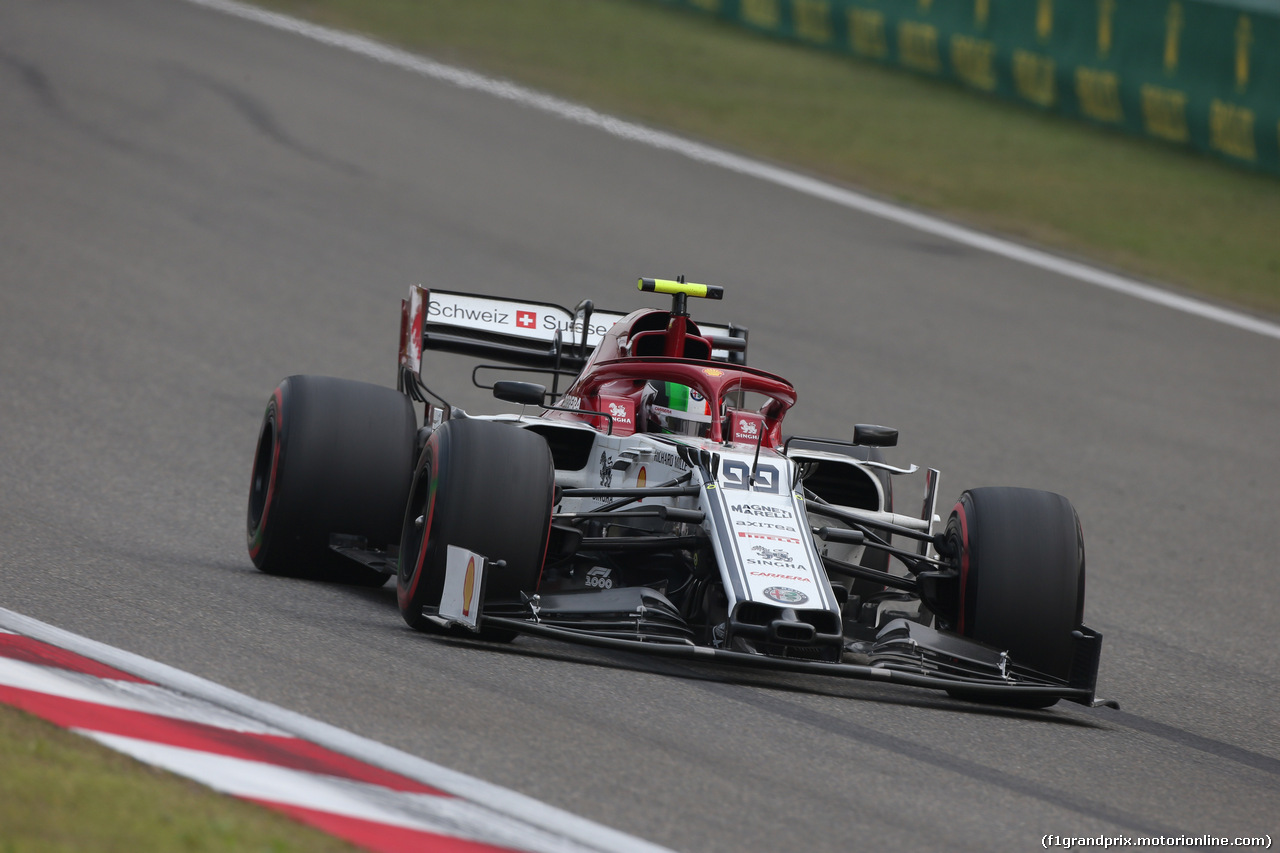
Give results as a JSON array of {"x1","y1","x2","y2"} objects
[{"x1": 0, "y1": 609, "x2": 672, "y2": 853}]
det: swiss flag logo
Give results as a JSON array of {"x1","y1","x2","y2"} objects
[{"x1": 517, "y1": 311, "x2": 536, "y2": 329}]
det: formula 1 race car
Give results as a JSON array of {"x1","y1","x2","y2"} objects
[{"x1": 247, "y1": 279, "x2": 1112, "y2": 709}]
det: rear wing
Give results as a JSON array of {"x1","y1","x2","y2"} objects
[{"x1": 397, "y1": 286, "x2": 747, "y2": 401}]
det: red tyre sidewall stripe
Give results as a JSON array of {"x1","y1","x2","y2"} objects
[
  {"x1": 1075, "y1": 514, "x2": 1087, "y2": 624},
  {"x1": 954, "y1": 500, "x2": 970, "y2": 635},
  {"x1": 534, "y1": 479, "x2": 555, "y2": 593},
  {"x1": 397, "y1": 434, "x2": 440, "y2": 609},
  {"x1": 248, "y1": 387, "x2": 284, "y2": 559}
]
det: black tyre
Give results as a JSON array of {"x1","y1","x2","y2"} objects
[
  {"x1": 247, "y1": 375, "x2": 417, "y2": 586},
  {"x1": 397, "y1": 419, "x2": 555, "y2": 640},
  {"x1": 944, "y1": 487, "x2": 1085, "y2": 707}
]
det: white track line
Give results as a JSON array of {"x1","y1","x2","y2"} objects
[
  {"x1": 0, "y1": 608, "x2": 674, "y2": 853},
  {"x1": 181, "y1": 0, "x2": 1280, "y2": 342}
]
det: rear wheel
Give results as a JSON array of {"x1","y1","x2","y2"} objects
[
  {"x1": 397, "y1": 419, "x2": 555, "y2": 640},
  {"x1": 944, "y1": 487, "x2": 1085, "y2": 708},
  {"x1": 247, "y1": 375, "x2": 416, "y2": 586}
]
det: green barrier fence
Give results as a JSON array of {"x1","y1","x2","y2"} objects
[{"x1": 647, "y1": 0, "x2": 1280, "y2": 176}]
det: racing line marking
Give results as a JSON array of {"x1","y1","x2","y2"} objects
[
  {"x1": 0, "y1": 611, "x2": 674, "y2": 853},
  {"x1": 182, "y1": 0, "x2": 1280, "y2": 342}
]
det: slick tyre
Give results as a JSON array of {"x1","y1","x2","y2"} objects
[
  {"x1": 247, "y1": 375, "x2": 417, "y2": 586},
  {"x1": 397, "y1": 419, "x2": 555, "y2": 641},
  {"x1": 944, "y1": 487, "x2": 1085, "y2": 708}
]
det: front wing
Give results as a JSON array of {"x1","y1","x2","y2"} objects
[
  {"x1": 432, "y1": 551, "x2": 1114, "y2": 708},
  {"x1": 478, "y1": 614, "x2": 1115, "y2": 708}
]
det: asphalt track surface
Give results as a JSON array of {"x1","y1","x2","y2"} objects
[{"x1": 2, "y1": 1, "x2": 1277, "y2": 850}]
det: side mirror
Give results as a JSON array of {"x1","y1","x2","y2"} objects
[
  {"x1": 853, "y1": 424, "x2": 898, "y2": 447},
  {"x1": 493, "y1": 380, "x2": 547, "y2": 407}
]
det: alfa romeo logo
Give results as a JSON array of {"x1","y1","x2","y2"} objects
[{"x1": 763, "y1": 586, "x2": 809, "y2": 605}]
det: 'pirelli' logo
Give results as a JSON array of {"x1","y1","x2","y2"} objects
[{"x1": 737, "y1": 532, "x2": 801, "y2": 544}]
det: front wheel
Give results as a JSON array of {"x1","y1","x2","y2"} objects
[
  {"x1": 944, "y1": 487, "x2": 1085, "y2": 707},
  {"x1": 397, "y1": 419, "x2": 555, "y2": 640}
]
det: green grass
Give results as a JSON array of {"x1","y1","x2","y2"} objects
[
  {"x1": 0, "y1": 703, "x2": 359, "y2": 853},
  {"x1": 252, "y1": 0, "x2": 1280, "y2": 314}
]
